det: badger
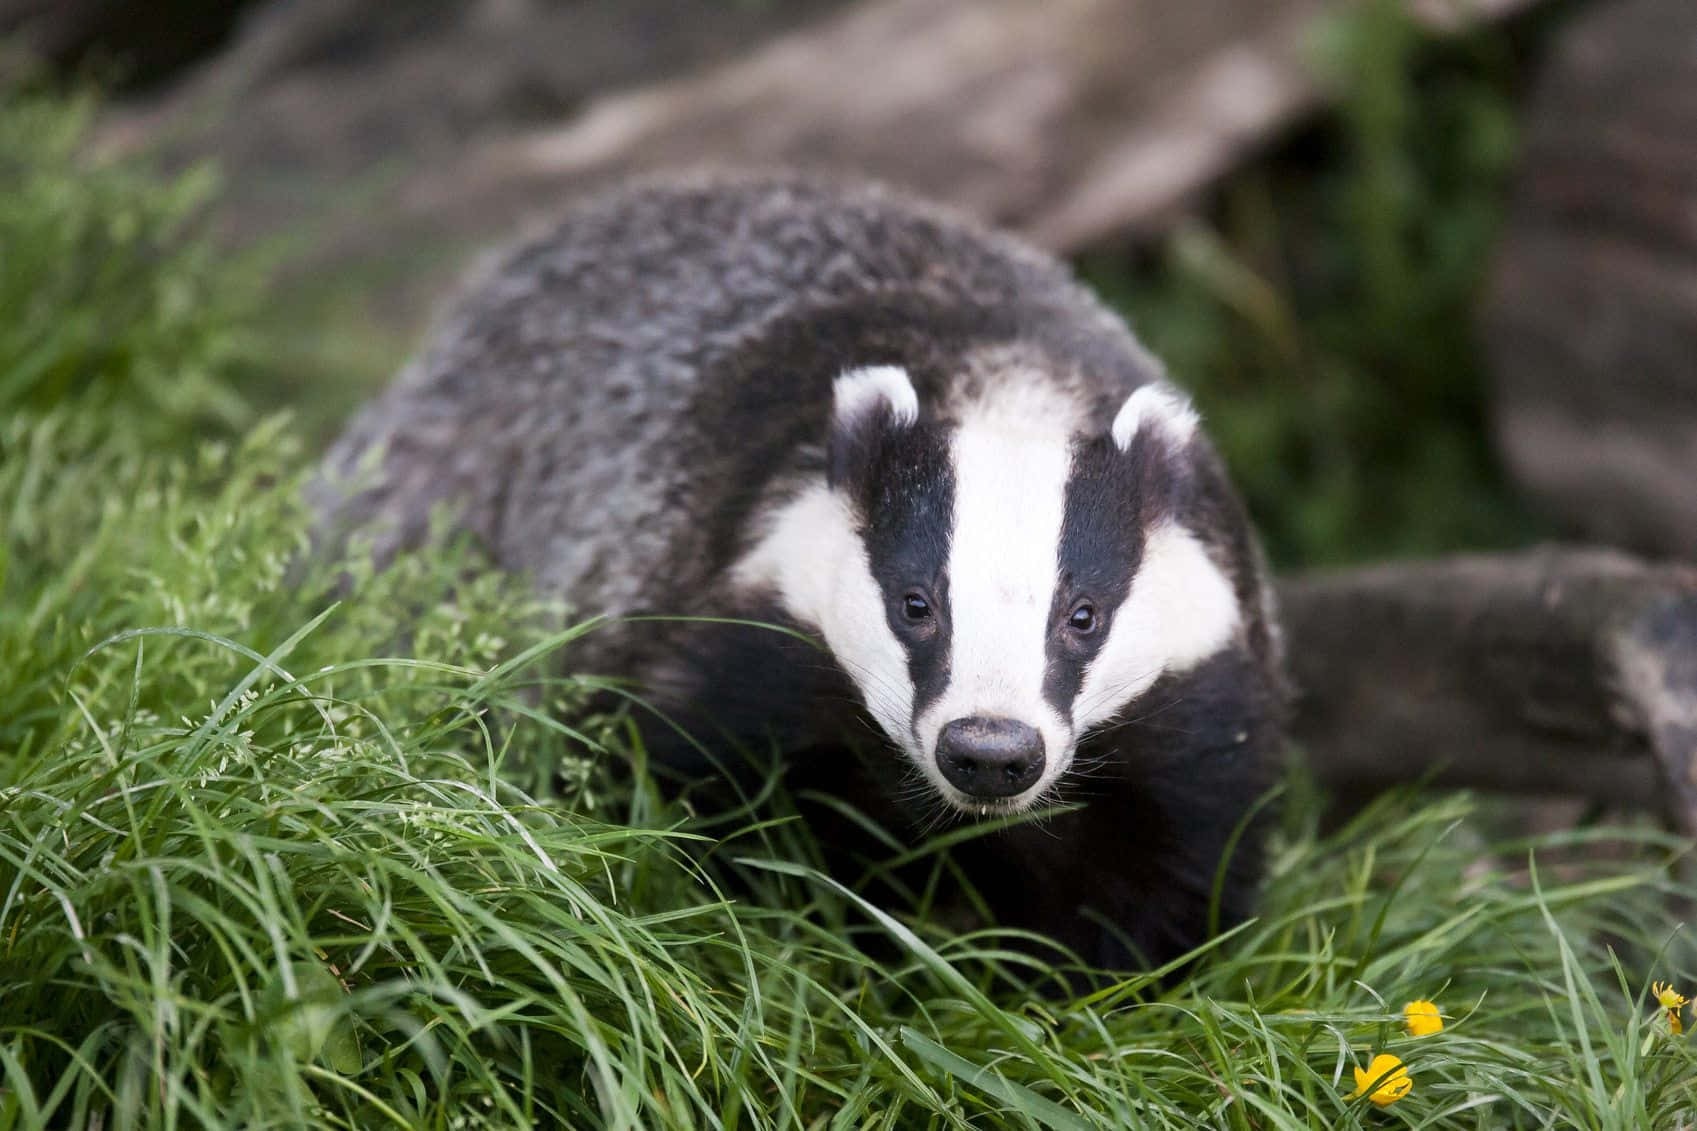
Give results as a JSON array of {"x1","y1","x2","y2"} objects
[{"x1": 316, "y1": 172, "x2": 1287, "y2": 972}]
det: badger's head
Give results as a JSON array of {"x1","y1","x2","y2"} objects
[{"x1": 736, "y1": 363, "x2": 1244, "y2": 815}]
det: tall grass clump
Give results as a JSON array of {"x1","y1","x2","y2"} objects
[
  {"x1": 0, "y1": 90, "x2": 252, "y2": 436},
  {"x1": 4, "y1": 76, "x2": 1697, "y2": 1130}
]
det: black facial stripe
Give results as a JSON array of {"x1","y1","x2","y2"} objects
[
  {"x1": 853, "y1": 421, "x2": 956, "y2": 720},
  {"x1": 1044, "y1": 426, "x2": 1187, "y2": 719},
  {"x1": 902, "y1": 572, "x2": 952, "y2": 721}
]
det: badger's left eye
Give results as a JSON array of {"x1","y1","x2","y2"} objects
[{"x1": 1067, "y1": 602, "x2": 1097, "y2": 634}]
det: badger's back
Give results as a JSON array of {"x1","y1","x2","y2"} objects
[{"x1": 316, "y1": 173, "x2": 1164, "y2": 623}]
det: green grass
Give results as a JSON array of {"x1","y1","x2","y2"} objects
[
  {"x1": 6, "y1": 481, "x2": 1697, "y2": 1128},
  {"x1": 0, "y1": 91, "x2": 255, "y2": 440},
  {"x1": 7, "y1": 30, "x2": 1697, "y2": 1128}
]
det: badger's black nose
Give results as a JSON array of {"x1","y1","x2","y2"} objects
[{"x1": 936, "y1": 717, "x2": 1045, "y2": 798}]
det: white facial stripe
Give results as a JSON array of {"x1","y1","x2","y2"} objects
[
  {"x1": 913, "y1": 400, "x2": 1075, "y2": 804},
  {"x1": 1073, "y1": 521, "x2": 1241, "y2": 731},
  {"x1": 1111, "y1": 383, "x2": 1199, "y2": 452},
  {"x1": 834, "y1": 365, "x2": 919, "y2": 428},
  {"x1": 732, "y1": 484, "x2": 915, "y2": 748},
  {"x1": 735, "y1": 377, "x2": 1240, "y2": 817}
]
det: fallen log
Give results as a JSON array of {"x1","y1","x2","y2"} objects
[{"x1": 1280, "y1": 548, "x2": 1697, "y2": 830}]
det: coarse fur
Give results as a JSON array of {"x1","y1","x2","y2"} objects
[{"x1": 316, "y1": 171, "x2": 1288, "y2": 973}]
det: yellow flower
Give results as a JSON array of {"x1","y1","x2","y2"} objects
[
  {"x1": 1403, "y1": 999, "x2": 1443, "y2": 1038},
  {"x1": 1348, "y1": 1053, "x2": 1413, "y2": 1107},
  {"x1": 1652, "y1": 982, "x2": 1688, "y2": 1035}
]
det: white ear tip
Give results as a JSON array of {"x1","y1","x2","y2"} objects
[
  {"x1": 1111, "y1": 384, "x2": 1199, "y2": 451},
  {"x1": 834, "y1": 365, "x2": 919, "y2": 428}
]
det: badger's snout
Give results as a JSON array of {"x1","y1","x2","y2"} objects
[{"x1": 935, "y1": 716, "x2": 1045, "y2": 799}]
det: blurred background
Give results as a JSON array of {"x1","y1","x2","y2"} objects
[{"x1": 3, "y1": 0, "x2": 1692, "y2": 572}]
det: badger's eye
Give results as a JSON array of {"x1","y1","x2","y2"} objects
[
  {"x1": 901, "y1": 592, "x2": 932, "y2": 622},
  {"x1": 1067, "y1": 602, "x2": 1097, "y2": 634}
]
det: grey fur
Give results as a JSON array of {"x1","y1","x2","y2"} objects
[{"x1": 315, "y1": 170, "x2": 1181, "y2": 670}]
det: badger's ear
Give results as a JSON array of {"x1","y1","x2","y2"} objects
[
  {"x1": 1110, "y1": 383, "x2": 1199, "y2": 453},
  {"x1": 828, "y1": 365, "x2": 919, "y2": 488}
]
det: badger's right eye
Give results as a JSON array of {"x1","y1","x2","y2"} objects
[{"x1": 901, "y1": 592, "x2": 933, "y2": 622}]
